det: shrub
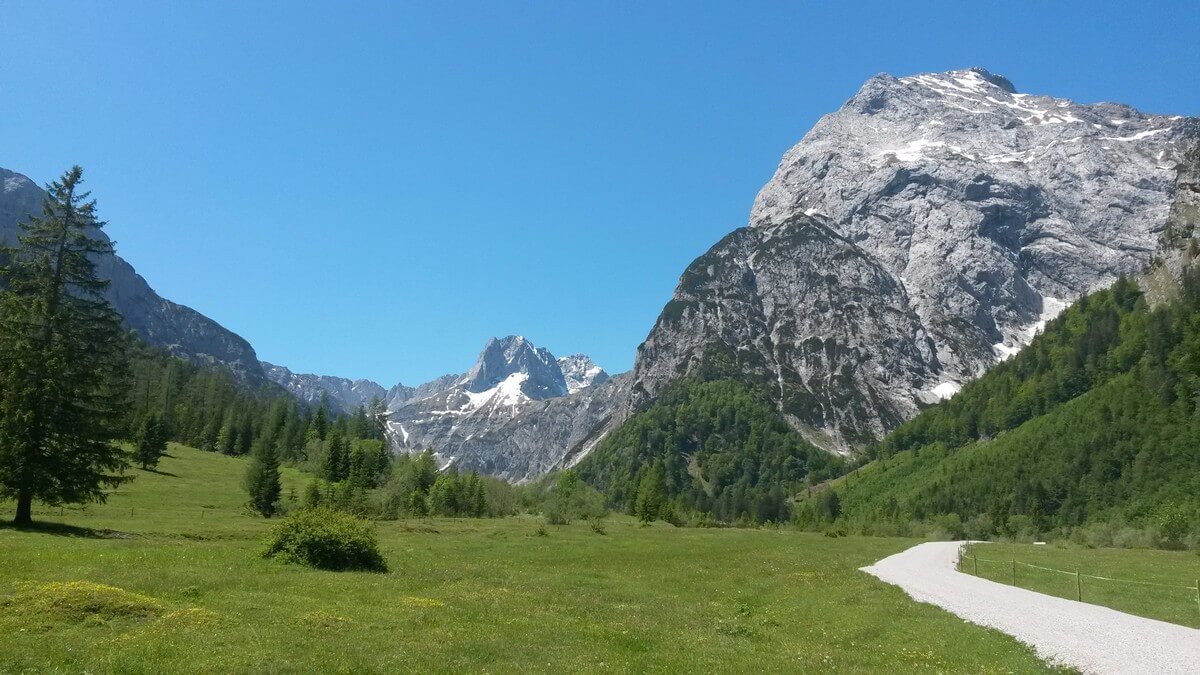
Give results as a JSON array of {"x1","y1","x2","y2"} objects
[
  {"x1": 262, "y1": 507, "x2": 388, "y2": 572},
  {"x1": 543, "y1": 470, "x2": 608, "y2": 525}
]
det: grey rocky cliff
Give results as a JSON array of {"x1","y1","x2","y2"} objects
[
  {"x1": 1, "y1": 168, "x2": 266, "y2": 383},
  {"x1": 261, "y1": 362, "x2": 387, "y2": 413},
  {"x1": 383, "y1": 336, "x2": 626, "y2": 480},
  {"x1": 633, "y1": 68, "x2": 1196, "y2": 454}
]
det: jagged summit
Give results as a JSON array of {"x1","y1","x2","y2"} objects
[
  {"x1": 381, "y1": 335, "x2": 622, "y2": 479},
  {"x1": 463, "y1": 335, "x2": 567, "y2": 399},
  {"x1": 261, "y1": 362, "x2": 386, "y2": 413}
]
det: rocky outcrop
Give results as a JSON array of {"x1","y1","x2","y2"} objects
[
  {"x1": 558, "y1": 354, "x2": 610, "y2": 394},
  {"x1": 1, "y1": 168, "x2": 266, "y2": 383},
  {"x1": 261, "y1": 362, "x2": 387, "y2": 413},
  {"x1": 633, "y1": 68, "x2": 1195, "y2": 454}
]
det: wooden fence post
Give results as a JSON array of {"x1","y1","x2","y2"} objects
[
  {"x1": 973, "y1": 555, "x2": 978, "y2": 576},
  {"x1": 1011, "y1": 559, "x2": 1016, "y2": 586},
  {"x1": 1076, "y1": 569, "x2": 1081, "y2": 602}
]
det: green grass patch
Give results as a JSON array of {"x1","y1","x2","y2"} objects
[
  {"x1": 960, "y1": 542, "x2": 1200, "y2": 628},
  {"x1": 0, "y1": 444, "x2": 1066, "y2": 672}
]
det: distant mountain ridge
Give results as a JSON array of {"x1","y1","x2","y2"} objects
[
  {"x1": 260, "y1": 362, "x2": 387, "y2": 414},
  {"x1": 380, "y1": 335, "x2": 626, "y2": 480},
  {"x1": 0, "y1": 167, "x2": 267, "y2": 384}
]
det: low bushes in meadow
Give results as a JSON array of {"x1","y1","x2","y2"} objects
[{"x1": 262, "y1": 507, "x2": 388, "y2": 572}]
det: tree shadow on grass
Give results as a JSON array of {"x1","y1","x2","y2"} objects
[
  {"x1": 0, "y1": 520, "x2": 136, "y2": 539},
  {"x1": 139, "y1": 467, "x2": 179, "y2": 478}
]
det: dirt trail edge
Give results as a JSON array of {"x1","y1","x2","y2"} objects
[{"x1": 861, "y1": 541, "x2": 1200, "y2": 674}]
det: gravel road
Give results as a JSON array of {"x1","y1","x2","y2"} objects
[{"x1": 861, "y1": 541, "x2": 1200, "y2": 674}]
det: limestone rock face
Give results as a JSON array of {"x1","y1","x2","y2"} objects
[{"x1": 633, "y1": 68, "x2": 1195, "y2": 453}]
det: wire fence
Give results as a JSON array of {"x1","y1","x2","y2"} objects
[{"x1": 957, "y1": 544, "x2": 1200, "y2": 622}]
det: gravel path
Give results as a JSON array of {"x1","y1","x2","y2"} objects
[{"x1": 861, "y1": 541, "x2": 1200, "y2": 674}]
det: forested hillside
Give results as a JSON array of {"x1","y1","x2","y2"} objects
[
  {"x1": 577, "y1": 379, "x2": 843, "y2": 524},
  {"x1": 811, "y1": 271, "x2": 1200, "y2": 541}
]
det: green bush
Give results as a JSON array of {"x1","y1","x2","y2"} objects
[{"x1": 262, "y1": 507, "x2": 388, "y2": 572}]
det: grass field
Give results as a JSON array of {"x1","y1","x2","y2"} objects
[
  {"x1": 0, "y1": 445, "x2": 1064, "y2": 673},
  {"x1": 959, "y1": 542, "x2": 1200, "y2": 629}
]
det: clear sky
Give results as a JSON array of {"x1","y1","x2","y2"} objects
[{"x1": 3, "y1": 1, "x2": 1198, "y2": 386}]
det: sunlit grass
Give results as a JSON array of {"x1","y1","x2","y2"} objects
[{"x1": 0, "y1": 445, "x2": 1061, "y2": 672}]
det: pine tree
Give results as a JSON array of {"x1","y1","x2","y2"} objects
[
  {"x1": 323, "y1": 433, "x2": 348, "y2": 482},
  {"x1": 634, "y1": 464, "x2": 666, "y2": 523},
  {"x1": 413, "y1": 449, "x2": 438, "y2": 494},
  {"x1": 313, "y1": 397, "x2": 329, "y2": 441},
  {"x1": 467, "y1": 471, "x2": 487, "y2": 517},
  {"x1": 133, "y1": 414, "x2": 168, "y2": 471},
  {"x1": 0, "y1": 167, "x2": 130, "y2": 525},
  {"x1": 245, "y1": 436, "x2": 282, "y2": 517}
]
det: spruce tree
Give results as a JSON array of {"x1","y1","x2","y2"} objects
[
  {"x1": 0, "y1": 167, "x2": 130, "y2": 524},
  {"x1": 133, "y1": 414, "x2": 168, "y2": 471},
  {"x1": 313, "y1": 397, "x2": 329, "y2": 440},
  {"x1": 245, "y1": 437, "x2": 282, "y2": 517},
  {"x1": 323, "y1": 433, "x2": 348, "y2": 482},
  {"x1": 634, "y1": 464, "x2": 666, "y2": 523}
]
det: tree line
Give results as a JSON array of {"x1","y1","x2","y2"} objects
[{"x1": 813, "y1": 274, "x2": 1200, "y2": 545}]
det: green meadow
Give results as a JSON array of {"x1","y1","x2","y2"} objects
[
  {"x1": 960, "y1": 542, "x2": 1200, "y2": 629},
  {"x1": 0, "y1": 445, "x2": 1063, "y2": 673}
]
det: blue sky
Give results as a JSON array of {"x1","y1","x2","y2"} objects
[{"x1": 3, "y1": 1, "x2": 1198, "y2": 386}]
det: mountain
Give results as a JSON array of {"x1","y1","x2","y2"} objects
[
  {"x1": 558, "y1": 354, "x2": 610, "y2": 394},
  {"x1": 1, "y1": 167, "x2": 266, "y2": 384},
  {"x1": 261, "y1": 362, "x2": 387, "y2": 414},
  {"x1": 385, "y1": 374, "x2": 460, "y2": 411},
  {"x1": 383, "y1": 336, "x2": 625, "y2": 480},
  {"x1": 632, "y1": 68, "x2": 1196, "y2": 454}
]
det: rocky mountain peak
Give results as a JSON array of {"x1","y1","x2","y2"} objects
[
  {"x1": 463, "y1": 335, "x2": 568, "y2": 400},
  {"x1": 557, "y1": 354, "x2": 610, "y2": 394},
  {"x1": 636, "y1": 67, "x2": 1195, "y2": 454}
]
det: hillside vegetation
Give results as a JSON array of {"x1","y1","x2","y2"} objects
[
  {"x1": 812, "y1": 274, "x2": 1200, "y2": 542},
  {"x1": 0, "y1": 444, "x2": 1054, "y2": 672},
  {"x1": 577, "y1": 379, "x2": 843, "y2": 524}
]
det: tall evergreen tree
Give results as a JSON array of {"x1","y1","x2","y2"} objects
[
  {"x1": 323, "y1": 433, "x2": 348, "y2": 482},
  {"x1": 133, "y1": 413, "x2": 168, "y2": 471},
  {"x1": 634, "y1": 464, "x2": 667, "y2": 523},
  {"x1": 0, "y1": 167, "x2": 129, "y2": 524},
  {"x1": 245, "y1": 437, "x2": 282, "y2": 517},
  {"x1": 313, "y1": 396, "x2": 329, "y2": 441}
]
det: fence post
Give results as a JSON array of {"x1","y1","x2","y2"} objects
[
  {"x1": 1195, "y1": 579, "x2": 1199, "y2": 621},
  {"x1": 1012, "y1": 558, "x2": 1016, "y2": 586},
  {"x1": 973, "y1": 555, "x2": 978, "y2": 576},
  {"x1": 1076, "y1": 569, "x2": 1081, "y2": 602}
]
